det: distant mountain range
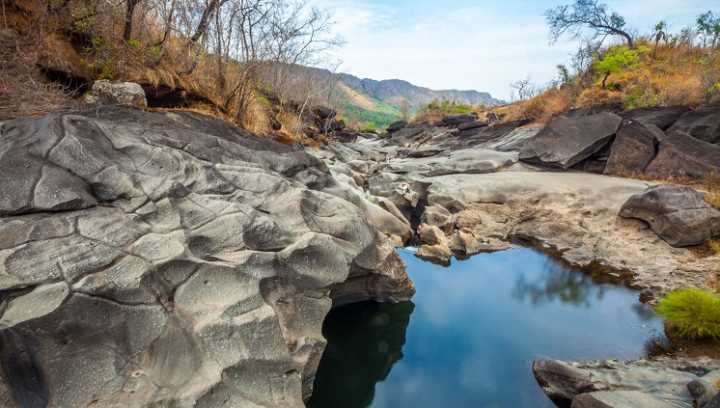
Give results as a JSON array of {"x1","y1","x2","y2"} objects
[
  {"x1": 261, "y1": 64, "x2": 501, "y2": 129},
  {"x1": 334, "y1": 72, "x2": 502, "y2": 129},
  {"x1": 336, "y1": 74, "x2": 501, "y2": 110}
]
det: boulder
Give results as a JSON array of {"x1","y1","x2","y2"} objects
[
  {"x1": 449, "y1": 230, "x2": 482, "y2": 256},
  {"x1": 457, "y1": 120, "x2": 488, "y2": 131},
  {"x1": 85, "y1": 80, "x2": 147, "y2": 108},
  {"x1": 440, "y1": 113, "x2": 478, "y2": 127},
  {"x1": 667, "y1": 106, "x2": 720, "y2": 144},
  {"x1": 387, "y1": 120, "x2": 408, "y2": 133},
  {"x1": 417, "y1": 224, "x2": 447, "y2": 246},
  {"x1": 416, "y1": 244, "x2": 452, "y2": 266},
  {"x1": 421, "y1": 204, "x2": 453, "y2": 232},
  {"x1": 644, "y1": 129, "x2": 720, "y2": 180},
  {"x1": 0, "y1": 107, "x2": 413, "y2": 407},
  {"x1": 622, "y1": 106, "x2": 690, "y2": 130},
  {"x1": 604, "y1": 120, "x2": 663, "y2": 176},
  {"x1": 520, "y1": 112, "x2": 623, "y2": 169},
  {"x1": 533, "y1": 358, "x2": 720, "y2": 408},
  {"x1": 619, "y1": 185, "x2": 720, "y2": 247}
]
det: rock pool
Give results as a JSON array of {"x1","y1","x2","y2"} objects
[{"x1": 309, "y1": 248, "x2": 666, "y2": 407}]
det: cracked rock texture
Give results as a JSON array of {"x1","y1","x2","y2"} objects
[
  {"x1": 532, "y1": 358, "x2": 720, "y2": 408},
  {"x1": 0, "y1": 107, "x2": 413, "y2": 407}
]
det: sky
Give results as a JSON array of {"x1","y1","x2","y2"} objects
[{"x1": 310, "y1": 0, "x2": 717, "y2": 100}]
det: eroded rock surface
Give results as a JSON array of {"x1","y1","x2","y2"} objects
[
  {"x1": 533, "y1": 358, "x2": 720, "y2": 408},
  {"x1": 620, "y1": 185, "x2": 720, "y2": 247},
  {"x1": 0, "y1": 107, "x2": 413, "y2": 407}
]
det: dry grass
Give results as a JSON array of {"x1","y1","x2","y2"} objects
[
  {"x1": 0, "y1": 31, "x2": 78, "y2": 119},
  {"x1": 495, "y1": 41, "x2": 720, "y2": 126}
]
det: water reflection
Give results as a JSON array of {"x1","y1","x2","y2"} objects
[
  {"x1": 308, "y1": 302, "x2": 414, "y2": 408},
  {"x1": 311, "y1": 248, "x2": 665, "y2": 408},
  {"x1": 511, "y1": 257, "x2": 605, "y2": 307}
]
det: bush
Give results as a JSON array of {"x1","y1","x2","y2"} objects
[
  {"x1": 656, "y1": 288, "x2": 720, "y2": 340},
  {"x1": 593, "y1": 45, "x2": 648, "y2": 88}
]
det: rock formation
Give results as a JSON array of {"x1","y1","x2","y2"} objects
[
  {"x1": 0, "y1": 106, "x2": 413, "y2": 407},
  {"x1": 620, "y1": 185, "x2": 720, "y2": 247},
  {"x1": 533, "y1": 358, "x2": 720, "y2": 408}
]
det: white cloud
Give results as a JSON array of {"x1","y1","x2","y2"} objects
[{"x1": 309, "y1": 0, "x2": 715, "y2": 100}]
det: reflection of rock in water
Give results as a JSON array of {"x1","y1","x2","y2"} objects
[
  {"x1": 511, "y1": 258, "x2": 604, "y2": 307},
  {"x1": 308, "y1": 301, "x2": 414, "y2": 408}
]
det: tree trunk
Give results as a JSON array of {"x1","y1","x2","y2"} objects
[
  {"x1": 601, "y1": 72, "x2": 610, "y2": 89},
  {"x1": 123, "y1": 0, "x2": 141, "y2": 42},
  {"x1": 190, "y1": 0, "x2": 220, "y2": 44}
]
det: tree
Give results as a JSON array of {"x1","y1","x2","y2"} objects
[
  {"x1": 697, "y1": 11, "x2": 720, "y2": 47},
  {"x1": 123, "y1": 0, "x2": 142, "y2": 42},
  {"x1": 653, "y1": 20, "x2": 668, "y2": 54},
  {"x1": 593, "y1": 45, "x2": 643, "y2": 88},
  {"x1": 510, "y1": 78, "x2": 535, "y2": 101},
  {"x1": 546, "y1": 0, "x2": 635, "y2": 48}
]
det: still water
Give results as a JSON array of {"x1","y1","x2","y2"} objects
[{"x1": 308, "y1": 248, "x2": 665, "y2": 408}]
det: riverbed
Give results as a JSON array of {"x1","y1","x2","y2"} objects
[{"x1": 309, "y1": 248, "x2": 666, "y2": 407}]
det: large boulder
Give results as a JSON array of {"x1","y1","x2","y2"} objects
[
  {"x1": 0, "y1": 107, "x2": 413, "y2": 407},
  {"x1": 622, "y1": 106, "x2": 690, "y2": 130},
  {"x1": 667, "y1": 106, "x2": 720, "y2": 144},
  {"x1": 533, "y1": 358, "x2": 720, "y2": 408},
  {"x1": 439, "y1": 113, "x2": 478, "y2": 127},
  {"x1": 387, "y1": 120, "x2": 408, "y2": 133},
  {"x1": 644, "y1": 129, "x2": 720, "y2": 180},
  {"x1": 619, "y1": 185, "x2": 720, "y2": 247},
  {"x1": 520, "y1": 112, "x2": 623, "y2": 169},
  {"x1": 85, "y1": 80, "x2": 148, "y2": 108},
  {"x1": 604, "y1": 120, "x2": 663, "y2": 176}
]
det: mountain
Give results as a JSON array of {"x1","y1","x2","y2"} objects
[
  {"x1": 260, "y1": 64, "x2": 501, "y2": 130},
  {"x1": 333, "y1": 73, "x2": 501, "y2": 129},
  {"x1": 336, "y1": 74, "x2": 501, "y2": 110}
]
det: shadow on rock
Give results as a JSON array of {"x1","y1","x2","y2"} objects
[{"x1": 307, "y1": 301, "x2": 414, "y2": 408}]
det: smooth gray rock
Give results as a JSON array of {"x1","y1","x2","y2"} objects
[
  {"x1": 85, "y1": 80, "x2": 148, "y2": 108},
  {"x1": 620, "y1": 185, "x2": 720, "y2": 247},
  {"x1": 0, "y1": 107, "x2": 413, "y2": 407},
  {"x1": 520, "y1": 112, "x2": 623, "y2": 169},
  {"x1": 534, "y1": 358, "x2": 720, "y2": 408}
]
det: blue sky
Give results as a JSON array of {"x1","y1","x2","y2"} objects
[{"x1": 312, "y1": 0, "x2": 718, "y2": 99}]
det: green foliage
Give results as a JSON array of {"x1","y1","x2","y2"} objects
[
  {"x1": 656, "y1": 288, "x2": 720, "y2": 340},
  {"x1": 593, "y1": 45, "x2": 648, "y2": 87},
  {"x1": 341, "y1": 101, "x2": 402, "y2": 130},
  {"x1": 127, "y1": 39, "x2": 141, "y2": 49},
  {"x1": 697, "y1": 11, "x2": 720, "y2": 46},
  {"x1": 419, "y1": 99, "x2": 475, "y2": 117}
]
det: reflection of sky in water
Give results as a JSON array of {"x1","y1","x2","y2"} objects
[{"x1": 310, "y1": 248, "x2": 665, "y2": 408}]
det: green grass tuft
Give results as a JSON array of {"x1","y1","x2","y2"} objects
[{"x1": 656, "y1": 288, "x2": 720, "y2": 340}]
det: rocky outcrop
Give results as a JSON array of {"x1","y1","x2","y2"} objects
[
  {"x1": 667, "y1": 106, "x2": 720, "y2": 144},
  {"x1": 604, "y1": 120, "x2": 663, "y2": 176},
  {"x1": 520, "y1": 112, "x2": 623, "y2": 169},
  {"x1": 387, "y1": 120, "x2": 408, "y2": 133},
  {"x1": 85, "y1": 80, "x2": 148, "y2": 108},
  {"x1": 620, "y1": 185, "x2": 720, "y2": 247},
  {"x1": 0, "y1": 107, "x2": 413, "y2": 407},
  {"x1": 644, "y1": 129, "x2": 720, "y2": 180},
  {"x1": 533, "y1": 358, "x2": 720, "y2": 408}
]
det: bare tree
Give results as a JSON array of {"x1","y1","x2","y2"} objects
[
  {"x1": 546, "y1": 0, "x2": 635, "y2": 48},
  {"x1": 510, "y1": 78, "x2": 535, "y2": 101},
  {"x1": 123, "y1": 0, "x2": 143, "y2": 41}
]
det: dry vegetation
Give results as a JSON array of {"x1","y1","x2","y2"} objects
[{"x1": 0, "y1": 0, "x2": 340, "y2": 140}]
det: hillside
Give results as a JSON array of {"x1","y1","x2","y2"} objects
[{"x1": 267, "y1": 64, "x2": 501, "y2": 129}]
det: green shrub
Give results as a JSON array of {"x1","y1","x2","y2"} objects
[
  {"x1": 594, "y1": 45, "x2": 648, "y2": 88},
  {"x1": 656, "y1": 288, "x2": 720, "y2": 340}
]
